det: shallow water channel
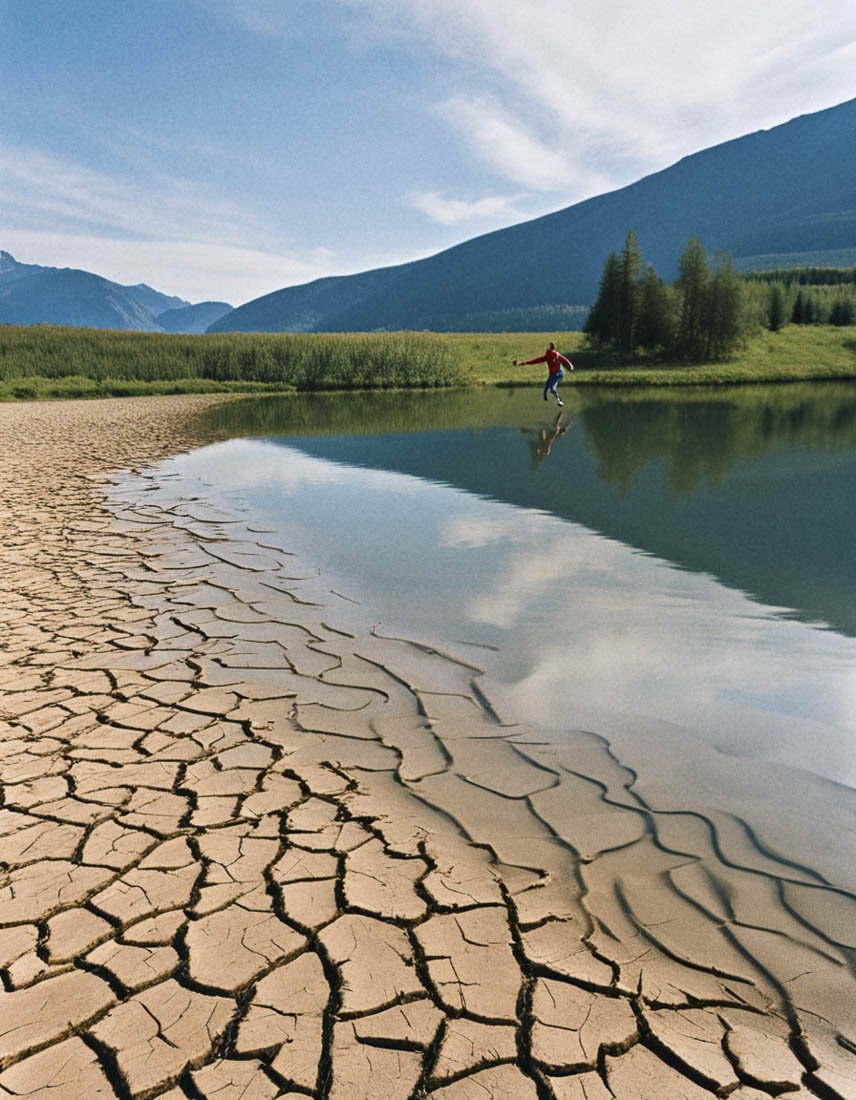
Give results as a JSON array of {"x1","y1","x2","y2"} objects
[{"x1": 158, "y1": 383, "x2": 856, "y2": 858}]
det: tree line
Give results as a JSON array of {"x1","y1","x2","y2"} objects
[
  {"x1": 426, "y1": 304, "x2": 589, "y2": 332},
  {"x1": 585, "y1": 233, "x2": 856, "y2": 360},
  {"x1": 585, "y1": 232, "x2": 745, "y2": 360},
  {"x1": 745, "y1": 267, "x2": 856, "y2": 287},
  {"x1": 755, "y1": 281, "x2": 855, "y2": 330}
]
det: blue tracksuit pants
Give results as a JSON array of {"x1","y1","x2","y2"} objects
[{"x1": 544, "y1": 369, "x2": 564, "y2": 400}]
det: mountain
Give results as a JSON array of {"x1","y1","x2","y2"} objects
[
  {"x1": 119, "y1": 282, "x2": 188, "y2": 318},
  {"x1": 157, "y1": 300, "x2": 234, "y2": 333},
  {"x1": 0, "y1": 266, "x2": 167, "y2": 330},
  {"x1": 0, "y1": 251, "x2": 231, "y2": 332},
  {"x1": 0, "y1": 251, "x2": 52, "y2": 285},
  {"x1": 210, "y1": 97, "x2": 856, "y2": 334}
]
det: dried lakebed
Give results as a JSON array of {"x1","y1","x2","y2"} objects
[{"x1": 0, "y1": 396, "x2": 854, "y2": 1100}]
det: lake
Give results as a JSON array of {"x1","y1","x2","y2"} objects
[{"x1": 150, "y1": 382, "x2": 856, "y2": 880}]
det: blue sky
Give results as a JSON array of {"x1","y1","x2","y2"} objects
[{"x1": 2, "y1": 0, "x2": 855, "y2": 305}]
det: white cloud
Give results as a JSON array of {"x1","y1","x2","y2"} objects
[
  {"x1": 212, "y1": 0, "x2": 292, "y2": 37},
  {"x1": 0, "y1": 139, "x2": 468, "y2": 301},
  {"x1": 347, "y1": 0, "x2": 856, "y2": 199},
  {"x1": 0, "y1": 228, "x2": 340, "y2": 306},
  {"x1": 8, "y1": 1, "x2": 856, "y2": 303},
  {"x1": 0, "y1": 145, "x2": 265, "y2": 246},
  {"x1": 407, "y1": 188, "x2": 530, "y2": 226},
  {"x1": 0, "y1": 144, "x2": 346, "y2": 302},
  {"x1": 439, "y1": 96, "x2": 584, "y2": 193},
  {"x1": 441, "y1": 512, "x2": 547, "y2": 549}
]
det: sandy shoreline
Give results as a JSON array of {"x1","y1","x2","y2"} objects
[{"x1": 1, "y1": 395, "x2": 854, "y2": 1099}]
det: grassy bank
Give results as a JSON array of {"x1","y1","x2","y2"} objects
[
  {"x1": 0, "y1": 325, "x2": 854, "y2": 400},
  {"x1": 449, "y1": 328, "x2": 856, "y2": 385},
  {"x1": 0, "y1": 327, "x2": 464, "y2": 401}
]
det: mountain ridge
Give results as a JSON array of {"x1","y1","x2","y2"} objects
[
  {"x1": 0, "y1": 251, "x2": 233, "y2": 333},
  {"x1": 209, "y1": 97, "x2": 856, "y2": 333},
  {"x1": 4, "y1": 98, "x2": 855, "y2": 336}
]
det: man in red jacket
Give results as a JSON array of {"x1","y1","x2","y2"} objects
[{"x1": 513, "y1": 341, "x2": 573, "y2": 405}]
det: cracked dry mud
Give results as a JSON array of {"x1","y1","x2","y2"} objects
[{"x1": 1, "y1": 396, "x2": 854, "y2": 1100}]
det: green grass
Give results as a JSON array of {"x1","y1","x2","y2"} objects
[
  {"x1": 449, "y1": 327, "x2": 856, "y2": 386},
  {"x1": 0, "y1": 327, "x2": 464, "y2": 401},
  {"x1": 0, "y1": 324, "x2": 854, "y2": 401},
  {"x1": 0, "y1": 375, "x2": 299, "y2": 402}
]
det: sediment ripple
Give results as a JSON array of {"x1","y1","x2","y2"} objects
[{"x1": 1, "y1": 397, "x2": 854, "y2": 1099}]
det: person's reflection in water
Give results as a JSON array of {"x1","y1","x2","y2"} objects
[{"x1": 528, "y1": 411, "x2": 571, "y2": 471}]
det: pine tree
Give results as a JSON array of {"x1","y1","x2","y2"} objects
[
  {"x1": 705, "y1": 256, "x2": 745, "y2": 359},
  {"x1": 617, "y1": 229, "x2": 643, "y2": 354},
  {"x1": 830, "y1": 298, "x2": 855, "y2": 326},
  {"x1": 588, "y1": 235, "x2": 747, "y2": 362},
  {"x1": 768, "y1": 285, "x2": 786, "y2": 332},
  {"x1": 585, "y1": 251, "x2": 622, "y2": 347},
  {"x1": 791, "y1": 289, "x2": 805, "y2": 324},
  {"x1": 635, "y1": 266, "x2": 673, "y2": 351},
  {"x1": 676, "y1": 236, "x2": 709, "y2": 358}
]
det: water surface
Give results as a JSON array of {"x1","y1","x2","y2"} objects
[{"x1": 167, "y1": 383, "x2": 856, "y2": 795}]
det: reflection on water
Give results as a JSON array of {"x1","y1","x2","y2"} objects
[
  {"x1": 163, "y1": 382, "x2": 856, "y2": 794},
  {"x1": 207, "y1": 383, "x2": 856, "y2": 636},
  {"x1": 527, "y1": 410, "x2": 572, "y2": 470}
]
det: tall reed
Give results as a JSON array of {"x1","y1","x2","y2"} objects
[{"x1": 0, "y1": 327, "x2": 464, "y2": 392}]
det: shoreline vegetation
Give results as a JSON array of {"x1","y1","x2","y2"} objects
[
  {"x1": 1, "y1": 323, "x2": 855, "y2": 401},
  {"x1": 585, "y1": 236, "x2": 856, "y2": 365}
]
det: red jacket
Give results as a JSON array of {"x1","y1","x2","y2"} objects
[{"x1": 524, "y1": 347, "x2": 571, "y2": 374}]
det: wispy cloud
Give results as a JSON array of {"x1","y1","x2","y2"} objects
[
  {"x1": 196, "y1": 0, "x2": 856, "y2": 257},
  {"x1": 0, "y1": 228, "x2": 339, "y2": 307},
  {"x1": 0, "y1": 144, "x2": 266, "y2": 245},
  {"x1": 439, "y1": 96, "x2": 581, "y2": 193},
  {"x1": 209, "y1": 0, "x2": 292, "y2": 37},
  {"x1": 346, "y1": 0, "x2": 856, "y2": 199},
  {"x1": 407, "y1": 188, "x2": 529, "y2": 226},
  {"x1": 7, "y1": 0, "x2": 856, "y2": 303},
  {"x1": 0, "y1": 144, "x2": 342, "y2": 302}
]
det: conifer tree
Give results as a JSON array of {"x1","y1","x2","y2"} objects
[
  {"x1": 585, "y1": 251, "x2": 622, "y2": 347},
  {"x1": 635, "y1": 266, "x2": 673, "y2": 351},
  {"x1": 617, "y1": 229, "x2": 643, "y2": 353},
  {"x1": 705, "y1": 256, "x2": 744, "y2": 358},
  {"x1": 768, "y1": 285, "x2": 786, "y2": 331},
  {"x1": 676, "y1": 236, "x2": 709, "y2": 358},
  {"x1": 830, "y1": 298, "x2": 855, "y2": 326},
  {"x1": 589, "y1": 233, "x2": 747, "y2": 362}
]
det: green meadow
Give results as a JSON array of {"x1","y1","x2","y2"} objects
[
  {"x1": 0, "y1": 324, "x2": 854, "y2": 401},
  {"x1": 443, "y1": 328, "x2": 856, "y2": 385}
]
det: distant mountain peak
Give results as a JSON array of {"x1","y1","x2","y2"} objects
[{"x1": 0, "y1": 249, "x2": 227, "y2": 332}]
